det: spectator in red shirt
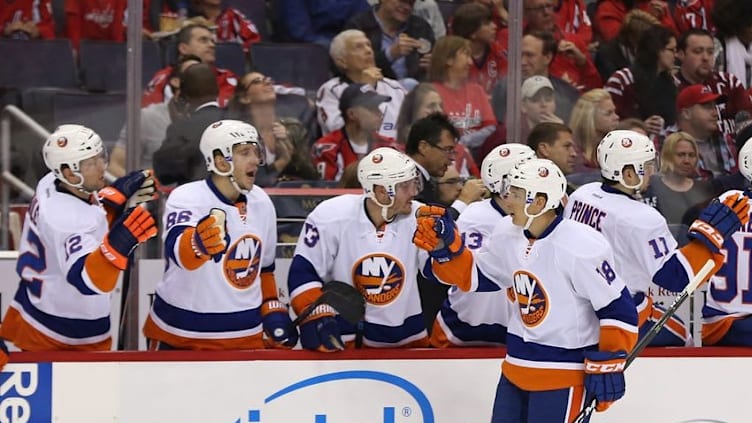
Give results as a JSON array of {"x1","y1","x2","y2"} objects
[
  {"x1": 192, "y1": 0, "x2": 261, "y2": 53},
  {"x1": 674, "y1": 0, "x2": 715, "y2": 33},
  {"x1": 1, "y1": 0, "x2": 55, "y2": 40},
  {"x1": 451, "y1": 3, "x2": 507, "y2": 95},
  {"x1": 524, "y1": 0, "x2": 602, "y2": 92},
  {"x1": 312, "y1": 83, "x2": 392, "y2": 181},
  {"x1": 594, "y1": 0, "x2": 678, "y2": 42},
  {"x1": 142, "y1": 21, "x2": 238, "y2": 107},
  {"x1": 553, "y1": 0, "x2": 593, "y2": 47},
  {"x1": 65, "y1": 0, "x2": 126, "y2": 51}
]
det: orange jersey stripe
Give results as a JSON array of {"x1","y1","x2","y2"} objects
[
  {"x1": 291, "y1": 286, "x2": 323, "y2": 316},
  {"x1": 260, "y1": 272, "x2": 278, "y2": 302},
  {"x1": 84, "y1": 248, "x2": 121, "y2": 293},
  {"x1": 142, "y1": 316, "x2": 265, "y2": 350},
  {"x1": 178, "y1": 228, "x2": 209, "y2": 270},
  {"x1": 637, "y1": 295, "x2": 653, "y2": 327},
  {"x1": 429, "y1": 318, "x2": 453, "y2": 348},
  {"x1": 0, "y1": 307, "x2": 111, "y2": 351},
  {"x1": 600, "y1": 326, "x2": 637, "y2": 353},
  {"x1": 702, "y1": 316, "x2": 741, "y2": 345},
  {"x1": 566, "y1": 385, "x2": 587, "y2": 423},
  {"x1": 679, "y1": 240, "x2": 724, "y2": 279},
  {"x1": 651, "y1": 307, "x2": 689, "y2": 340},
  {"x1": 502, "y1": 360, "x2": 584, "y2": 391},
  {"x1": 432, "y1": 249, "x2": 474, "y2": 292}
]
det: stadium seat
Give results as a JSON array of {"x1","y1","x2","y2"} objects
[
  {"x1": 79, "y1": 40, "x2": 162, "y2": 92},
  {"x1": 51, "y1": 91, "x2": 126, "y2": 146},
  {"x1": 52, "y1": 0, "x2": 66, "y2": 37},
  {"x1": 250, "y1": 42, "x2": 332, "y2": 92},
  {"x1": 437, "y1": 0, "x2": 461, "y2": 24},
  {"x1": 0, "y1": 39, "x2": 78, "y2": 89},
  {"x1": 271, "y1": 191, "x2": 332, "y2": 257},
  {"x1": 224, "y1": 0, "x2": 270, "y2": 39},
  {"x1": 215, "y1": 42, "x2": 247, "y2": 77},
  {"x1": 276, "y1": 93, "x2": 317, "y2": 142}
]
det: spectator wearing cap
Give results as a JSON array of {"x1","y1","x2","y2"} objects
[
  {"x1": 451, "y1": 3, "x2": 507, "y2": 95},
  {"x1": 346, "y1": 0, "x2": 435, "y2": 87},
  {"x1": 312, "y1": 83, "x2": 392, "y2": 181},
  {"x1": 491, "y1": 31, "x2": 580, "y2": 125},
  {"x1": 520, "y1": 75, "x2": 564, "y2": 144},
  {"x1": 675, "y1": 84, "x2": 738, "y2": 179},
  {"x1": 316, "y1": 29, "x2": 407, "y2": 139}
]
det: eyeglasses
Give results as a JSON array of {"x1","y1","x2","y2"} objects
[
  {"x1": 664, "y1": 47, "x2": 677, "y2": 54},
  {"x1": 245, "y1": 76, "x2": 273, "y2": 87},
  {"x1": 438, "y1": 177, "x2": 466, "y2": 186},
  {"x1": 428, "y1": 143, "x2": 457, "y2": 156},
  {"x1": 524, "y1": 3, "x2": 554, "y2": 12}
]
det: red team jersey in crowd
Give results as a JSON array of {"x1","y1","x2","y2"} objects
[
  {"x1": 65, "y1": 0, "x2": 125, "y2": 50},
  {"x1": 674, "y1": 0, "x2": 715, "y2": 33},
  {"x1": 548, "y1": 30, "x2": 602, "y2": 92},
  {"x1": 554, "y1": 0, "x2": 593, "y2": 47},
  {"x1": 141, "y1": 65, "x2": 238, "y2": 108},
  {"x1": 0, "y1": 0, "x2": 55, "y2": 39},
  {"x1": 675, "y1": 71, "x2": 752, "y2": 140},
  {"x1": 311, "y1": 129, "x2": 392, "y2": 181},
  {"x1": 595, "y1": 0, "x2": 679, "y2": 41},
  {"x1": 469, "y1": 42, "x2": 507, "y2": 95},
  {"x1": 212, "y1": 7, "x2": 261, "y2": 53},
  {"x1": 433, "y1": 82, "x2": 496, "y2": 138}
]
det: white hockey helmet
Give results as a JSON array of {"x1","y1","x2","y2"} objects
[
  {"x1": 597, "y1": 129, "x2": 656, "y2": 189},
  {"x1": 200, "y1": 119, "x2": 265, "y2": 176},
  {"x1": 739, "y1": 137, "x2": 752, "y2": 182},
  {"x1": 358, "y1": 147, "x2": 421, "y2": 220},
  {"x1": 481, "y1": 143, "x2": 536, "y2": 194},
  {"x1": 42, "y1": 124, "x2": 105, "y2": 189},
  {"x1": 507, "y1": 158, "x2": 567, "y2": 228}
]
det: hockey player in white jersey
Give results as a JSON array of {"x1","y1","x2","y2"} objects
[
  {"x1": 703, "y1": 138, "x2": 752, "y2": 346},
  {"x1": 288, "y1": 147, "x2": 430, "y2": 351},
  {"x1": 414, "y1": 158, "x2": 639, "y2": 421},
  {"x1": 565, "y1": 130, "x2": 749, "y2": 347},
  {"x1": 431, "y1": 143, "x2": 535, "y2": 347},
  {"x1": 143, "y1": 120, "x2": 298, "y2": 350},
  {"x1": 0, "y1": 124, "x2": 158, "y2": 369}
]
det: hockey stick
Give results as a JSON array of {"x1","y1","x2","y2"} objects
[{"x1": 572, "y1": 258, "x2": 715, "y2": 423}]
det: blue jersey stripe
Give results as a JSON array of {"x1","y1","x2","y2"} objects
[
  {"x1": 152, "y1": 294, "x2": 262, "y2": 333},
  {"x1": 507, "y1": 333, "x2": 596, "y2": 363},
  {"x1": 66, "y1": 256, "x2": 99, "y2": 296},
  {"x1": 439, "y1": 299, "x2": 507, "y2": 344}
]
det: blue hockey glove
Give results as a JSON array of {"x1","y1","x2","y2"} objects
[
  {"x1": 101, "y1": 206, "x2": 158, "y2": 270},
  {"x1": 261, "y1": 300, "x2": 299, "y2": 349},
  {"x1": 584, "y1": 350, "x2": 627, "y2": 412},
  {"x1": 413, "y1": 205, "x2": 464, "y2": 262},
  {"x1": 99, "y1": 170, "x2": 158, "y2": 215},
  {"x1": 688, "y1": 193, "x2": 750, "y2": 253},
  {"x1": 299, "y1": 305, "x2": 343, "y2": 352}
]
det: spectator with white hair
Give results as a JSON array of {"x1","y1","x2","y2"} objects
[{"x1": 316, "y1": 29, "x2": 407, "y2": 139}]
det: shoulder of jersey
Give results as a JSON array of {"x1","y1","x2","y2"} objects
[
  {"x1": 310, "y1": 194, "x2": 363, "y2": 223},
  {"x1": 166, "y1": 180, "x2": 210, "y2": 205},
  {"x1": 248, "y1": 185, "x2": 274, "y2": 207},
  {"x1": 380, "y1": 77, "x2": 407, "y2": 93},
  {"x1": 318, "y1": 77, "x2": 346, "y2": 95},
  {"x1": 460, "y1": 199, "x2": 495, "y2": 220},
  {"x1": 554, "y1": 218, "x2": 613, "y2": 257}
]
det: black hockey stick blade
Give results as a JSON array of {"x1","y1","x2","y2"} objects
[
  {"x1": 291, "y1": 281, "x2": 366, "y2": 327},
  {"x1": 572, "y1": 259, "x2": 715, "y2": 423}
]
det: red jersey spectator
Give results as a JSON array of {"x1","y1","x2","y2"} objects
[
  {"x1": 142, "y1": 22, "x2": 238, "y2": 107},
  {"x1": 193, "y1": 0, "x2": 261, "y2": 53},
  {"x1": 451, "y1": 3, "x2": 507, "y2": 95},
  {"x1": 554, "y1": 0, "x2": 593, "y2": 46},
  {"x1": 65, "y1": 0, "x2": 125, "y2": 51},
  {"x1": 674, "y1": 0, "x2": 715, "y2": 33},
  {"x1": 524, "y1": 0, "x2": 602, "y2": 92},
  {"x1": 312, "y1": 83, "x2": 392, "y2": 181},
  {"x1": 594, "y1": 0, "x2": 679, "y2": 42},
  {"x1": 675, "y1": 29, "x2": 752, "y2": 140},
  {"x1": 1, "y1": 0, "x2": 55, "y2": 40}
]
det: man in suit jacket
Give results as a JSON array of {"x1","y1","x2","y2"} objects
[{"x1": 153, "y1": 63, "x2": 224, "y2": 186}]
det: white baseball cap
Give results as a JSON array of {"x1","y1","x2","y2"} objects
[{"x1": 521, "y1": 76, "x2": 554, "y2": 99}]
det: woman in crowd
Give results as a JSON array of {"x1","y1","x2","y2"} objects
[
  {"x1": 228, "y1": 71, "x2": 319, "y2": 186},
  {"x1": 384, "y1": 82, "x2": 479, "y2": 178},
  {"x1": 569, "y1": 88, "x2": 620, "y2": 170},
  {"x1": 429, "y1": 35, "x2": 499, "y2": 160},
  {"x1": 651, "y1": 132, "x2": 716, "y2": 225}
]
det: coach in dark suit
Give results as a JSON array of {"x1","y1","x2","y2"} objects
[{"x1": 153, "y1": 63, "x2": 224, "y2": 186}]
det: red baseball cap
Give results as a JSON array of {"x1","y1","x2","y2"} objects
[{"x1": 676, "y1": 84, "x2": 721, "y2": 111}]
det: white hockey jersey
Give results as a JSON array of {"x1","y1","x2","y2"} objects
[
  {"x1": 143, "y1": 178, "x2": 277, "y2": 348},
  {"x1": 703, "y1": 190, "x2": 752, "y2": 343},
  {"x1": 467, "y1": 216, "x2": 637, "y2": 391},
  {"x1": 432, "y1": 198, "x2": 511, "y2": 347},
  {"x1": 287, "y1": 194, "x2": 430, "y2": 347},
  {"x1": 1, "y1": 173, "x2": 113, "y2": 348},
  {"x1": 316, "y1": 77, "x2": 406, "y2": 139}
]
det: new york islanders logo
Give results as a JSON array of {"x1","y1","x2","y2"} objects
[
  {"x1": 56, "y1": 136, "x2": 67, "y2": 147},
  {"x1": 621, "y1": 137, "x2": 633, "y2": 148},
  {"x1": 538, "y1": 166, "x2": 549, "y2": 177},
  {"x1": 352, "y1": 254, "x2": 405, "y2": 305},
  {"x1": 500, "y1": 147, "x2": 510, "y2": 157},
  {"x1": 512, "y1": 270, "x2": 549, "y2": 327},
  {"x1": 222, "y1": 234, "x2": 262, "y2": 290}
]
